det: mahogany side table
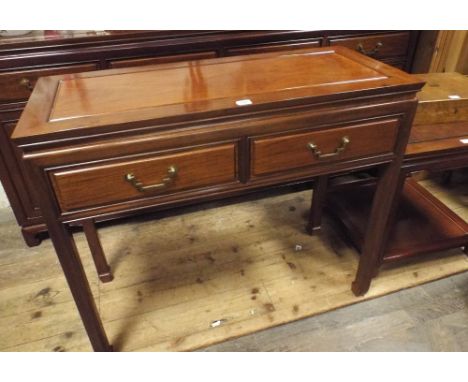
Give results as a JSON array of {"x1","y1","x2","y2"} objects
[
  {"x1": 313, "y1": 73, "x2": 468, "y2": 269},
  {"x1": 12, "y1": 47, "x2": 423, "y2": 351}
]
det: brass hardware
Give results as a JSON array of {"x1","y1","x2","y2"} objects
[
  {"x1": 356, "y1": 41, "x2": 383, "y2": 56},
  {"x1": 125, "y1": 165, "x2": 178, "y2": 192},
  {"x1": 19, "y1": 78, "x2": 33, "y2": 91},
  {"x1": 307, "y1": 136, "x2": 350, "y2": 159}
]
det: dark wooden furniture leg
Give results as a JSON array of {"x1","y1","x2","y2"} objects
[
  {"x1": 21, "y1": 226, "x2": 44, "y2": 247},
  {"x1": 32, "y1": 169, "x2": 112, "y2": 352},
  {"x1": 352, "y1": 161, "x2": 403, "y2": 296},
  {"x1": 307, "y1": 175, "x2": 329, "y2": 235},
  {"x1": 82, "y1": 220, "x2": 113, "y2": 283},
  {"x1": 50, "y1": 223, "x2": 112, "y2": 351},
  {"x1": 377, "y1": 169, "x2": 408, "y2": 248},
  {"x1": 442, "y1": 170, "x2": 453, "y2": 185},
  {"x1": 40, "y1": 220, "x2": 112, "y2": 351}
]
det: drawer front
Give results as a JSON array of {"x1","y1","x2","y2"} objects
[
  {"x1": 251, "y1": 119, "x2": 400, "y2": 176},
  {"x1": 50, "y1": 143, "x2": 237, "y2": 212},
  {"x1": 0, "y1": 63, "x2": 99, "y2": 103},
  {"x1": 108, "y1": 51, "x2": 218, "y2": 69},
  {"x1": 329, "y1": 32, "x2": 410, "y2": 60},
  {"x1": 226, "y1": 39, "x2": 322, "y2": 55}
]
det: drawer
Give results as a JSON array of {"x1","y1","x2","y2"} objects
[
  {"x1": 226, "y1": 39, "x2": 321, "y2": 55},
  {"x1": 329, "y1": 32, "x2": 410, "y2": 59},
  {"x1": 251, "y1": 119, "x2": 400, "y2": 176},
  {"x1": 50, "y1": 143, "x2": 237, "y2": 212},
  {"x1": 108, "y1": 51, "x2": 218, "y2": 69},
  {"x1": 0, "y1": 63, "x2": 99, "y2": 103}
]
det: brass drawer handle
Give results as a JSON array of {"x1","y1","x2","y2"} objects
[
  {"x1": 307, "y1": 136, "x2": 350, "y2": 159},
  {"x1": 125, "y1": 165, "x2": 178, "y2": 192},
  {"x1": 356, "y1": 41, "x2": 383, "y2": 56},
  {"x1": 19, "y1": 78, "x2": 34, "y2": 91}
]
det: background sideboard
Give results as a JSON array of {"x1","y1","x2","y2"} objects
[{"x1": 0, "y1": 30, "x2": 421, "y2": 246}]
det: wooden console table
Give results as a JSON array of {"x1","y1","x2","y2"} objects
[
  {"x1": 0, "y1": 30, "x2": 421, "y2": 247},
  {"x1": 319, "y1": 73, "x2": 468, "y2": 266},
  {"x1": 12, "y1": 47, "x2": 423, "y2": 351}
]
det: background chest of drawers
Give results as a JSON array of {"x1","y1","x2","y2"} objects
[{"x1": 0, "y1": 30, "x2": 421, "y2": 246}]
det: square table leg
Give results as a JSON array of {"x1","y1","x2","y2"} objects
[
  {"x1": 32, "y1": 167, "x2": 112, "y2": 352},
  {"x1": 307, "y1": 175, "x2": 329, "y2": 235},
  {"x1": 352, "y1": 161, "x2": 405, "y2": 296},
  {"x1": 82, "y1": 219, "x2": 114, "y2": 283}
]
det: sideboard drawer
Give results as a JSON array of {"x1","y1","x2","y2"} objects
[
  {"x1": 0, "y1": 63, "x2": 99, "y2": 103},
  {"x1": 226, "y1": 39, "x2": 322, "y2": 55},
  {"x1": 251, "y1": 118, "x2": 400, "y2": 176},
  {"x1": 50, "y1": 143, "x2": 237, "y2": 212},
  {"x1": 108, "y1": 51, "x2": 218, "y2": 69},
  {"x1": 329, "y1": 32, "x2": 410, "y2": 59}
]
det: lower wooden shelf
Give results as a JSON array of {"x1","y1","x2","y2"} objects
[{"x1": 327, "y1": 178, "x2": 468, "y2": 263}]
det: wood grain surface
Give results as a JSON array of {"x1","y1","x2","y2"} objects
[
  {"x1": 50, "y1": 143, "x2": 238, "y2": 212},
  {"x1": 413, "y1": 72, "x2": 468, "y2": 125},
  {"x1": 251, "y1": 118, "x2": 399, "y2": 176}
]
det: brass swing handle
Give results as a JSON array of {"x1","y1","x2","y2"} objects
[
  {"x1": 19, "y1": 78, "x2": 34, "y2": 91},
  {"x1": 356, "y1": 41, "x2": 383, "y2": 56},
  {"x1": 307, "y1": 136, "x2": 350, "y2": 159},
  {"x1": 125, "y1": 165, "x2": 178, "y2": 192}
]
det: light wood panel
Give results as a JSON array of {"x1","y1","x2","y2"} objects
[{"x1": 428, "y1": 31, "x2": 468, "y2": 74}]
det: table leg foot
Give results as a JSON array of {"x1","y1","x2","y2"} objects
[
  {"x1": 351, "y1": 279, "x2": 370, "y2": 297},
  {"x1": 99, "y1": 271, "x2": 114, "y2": 283},
  {"x1": 307, "y1": 175, "x2": 328, "y2": 236},
  {"x1": 21, "y1": 227, "x2": 44, "y2": 247},
  {"x1": 82, "y1": 219, "x2": 114, "y2": 283},
  {"x1": 306, "y1": 224, "x2": 321, "y2": 235}
]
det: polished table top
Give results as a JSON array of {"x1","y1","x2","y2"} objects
[{"x1": 13, "y1": 47, "x2": 421, "y2": 142}]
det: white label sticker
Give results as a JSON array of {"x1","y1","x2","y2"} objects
[
  {"x1": 448, "y1": 94, "x2": 461, "y2": 100},
  {"x1": 235, "y1": 99, "x2": 253, "y2": 106},
  {"x1": 460, "y1": 138, "x2": 468, "y2": 144}
]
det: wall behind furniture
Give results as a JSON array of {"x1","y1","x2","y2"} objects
[
  {"x1": 411, "y1": 30, "x2": 468, "y2": 74},
  {"x1": 415, "y1": 31, "x2": 468, "y2": 74},
  {"x1": 0, "y1": 184, "x2": 9, "y2": 208}
]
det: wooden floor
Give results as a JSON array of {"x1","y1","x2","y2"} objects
[
  {"x1": 0, "y1": 173, "x2": 467, "y2": 352},
  {"x1": 202, "y1": 271, "x2": 468, "y2": 351}
]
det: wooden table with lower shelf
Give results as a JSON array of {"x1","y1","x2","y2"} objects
[
  {"x1": 11, "y1": 47, "x2": 423, "y2": 351},
  {"x1": 318, "y1": 72, "x2": 468, "y2": 267}
]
